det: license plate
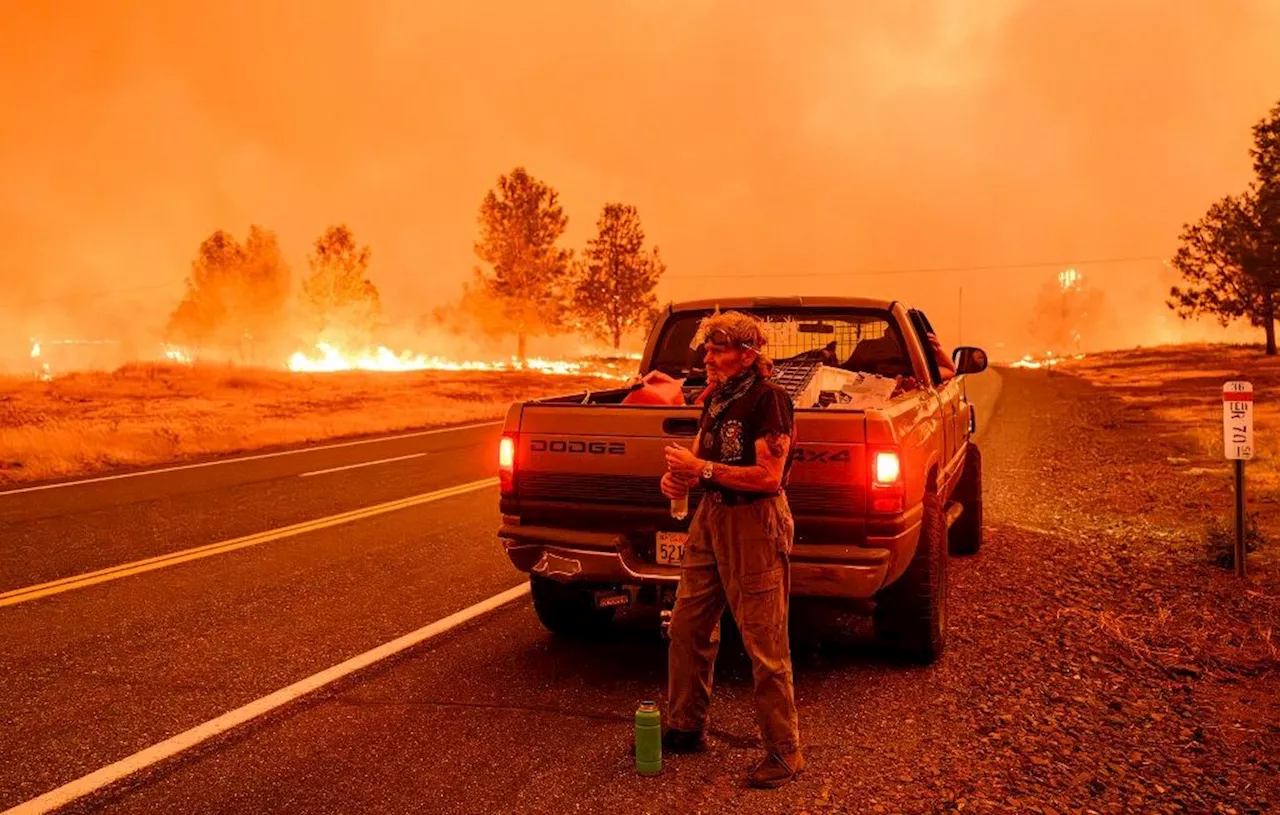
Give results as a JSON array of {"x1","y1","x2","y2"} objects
[{"x1": 656, "y1": 531, "x2": 688, "y2": 565}]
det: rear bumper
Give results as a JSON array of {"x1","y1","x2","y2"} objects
[{"x1": 499, "y1": 517, "x2": 921, "y2": 600}]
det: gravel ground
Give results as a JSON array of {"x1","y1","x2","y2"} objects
[{"x1": 610, "y1": 364, "x2": 1279, "y2": 815}]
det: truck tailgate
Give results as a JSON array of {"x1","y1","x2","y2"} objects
[{"x1": 511, "y1": 403, "x2": 869, "y2": 519}]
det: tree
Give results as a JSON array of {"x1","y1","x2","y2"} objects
[
  {"x1": 165, "y1": 226, "x2": 291, "y2": 361},
  {"x1": 473, "y1": 167, "x2": 574, "y2": 361},
  {"x1": 1251, "y1": 100, "x2": 1280, "y2": 183},
  {"x1": 571, "y1": 203, "x2": 665, "y2": 350},
  {"x1": 1252, "y1": 100, "x2": 1280, "y2": 337},
  {"x1": 300, "y1": 225, "x2": 382, "y2": 348},
  {"x1": 242, "y1": 225, "x2": 291, "y2": 321},
  {"x1": 1167, "y1": 99, "x2": 1280, "y2": 355},
  {"x1": 1168, "y1": 188, "x2": 1278, "y2": 355}
]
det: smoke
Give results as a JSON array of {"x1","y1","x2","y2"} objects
[{"x1": 2, "y1": 0, "x2": 1279, "y2": 371}]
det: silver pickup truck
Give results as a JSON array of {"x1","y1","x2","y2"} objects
[{"x1": 496, "y1": 296, "x2": 989, "y2": 662}]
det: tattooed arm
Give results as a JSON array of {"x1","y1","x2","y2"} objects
[
  {"x1": 703, "y1": 432, "x2": 791, "y2": 493},
  {"x1": 663, "y1": 432, "x2": 791, "y2": 493}
]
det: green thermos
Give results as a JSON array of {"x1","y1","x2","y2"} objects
[{"x1": 635, "y1": 701, "x2": 662, "y2": 776}]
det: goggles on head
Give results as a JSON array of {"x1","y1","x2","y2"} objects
[{"x1": 704, "y1": 328, "x2": 757, "y2": 352}]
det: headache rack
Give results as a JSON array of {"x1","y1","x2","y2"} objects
[{"x1": 770, "y1": 358, "x2": 826, "y2": 401}]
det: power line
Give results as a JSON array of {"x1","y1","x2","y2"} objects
[{"x1": 663, "y1": 254, "x2": 1167, "y2": 280}]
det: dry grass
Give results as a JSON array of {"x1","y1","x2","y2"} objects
[
  {"x1": 1061, "y1": 342, "x2": 1280, "y2": 542},
  {"x1": 1065, "y1": 345, "x2": 1279, "y2": 476},
  {"x1": 1063, "y1": 598, "x2": 1279, "y2": 681},
  {"x1": 0, "y1": 363, "x2": 620, "y2": 486},
  {"x1": 1063, "y1": 342, "x2": 1279, "y2": 438}
]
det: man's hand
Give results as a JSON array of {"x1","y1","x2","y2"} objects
[
  {"x1": 927, "y1": 332, "x2": 957, "y2": 378},
  {"x1": 664, "y1": 444, "x2": 704, "y2": 481},
  {"x1": 660, "y1": 471, "x2": 690, "y2": 499}
]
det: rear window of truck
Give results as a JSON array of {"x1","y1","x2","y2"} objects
[{"x1": 648, "y1": 309, "x2": 913, "y2": 381}]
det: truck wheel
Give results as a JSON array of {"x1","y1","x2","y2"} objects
[
  {"x1": 949, "y1": 443, "x2": 984, "y2": 556},
  {"x1": 530, "y1": 575, "x2": 616, "y2": 639},
  {"x1": 873, "y1": 489, "x2": 948, "y2": 664}
]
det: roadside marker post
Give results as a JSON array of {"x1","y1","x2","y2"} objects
[{"x1": 1223, "y1": 381, "x2": 1254, "y2": 578}]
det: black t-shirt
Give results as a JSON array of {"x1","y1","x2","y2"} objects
[{"x1": 697, "y1": 376, "x2": 795, "y2": 501}]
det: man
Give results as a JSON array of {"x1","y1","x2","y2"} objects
[
  {"x1": 660, "y1": 310, "x2": 803, "y2": 789},
  {"x1": 845, "y1": 330, "x2": 955, "y2": 396},
  {"x1": 889, "y1": 332, "x2": 956, "y2": 395},
  {"x1": 927, "y1": 331, "x2": 957, "y2": 381}
]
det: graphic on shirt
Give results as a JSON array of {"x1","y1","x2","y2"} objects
[{"x1": 719, "y1": 420, "x2": 745, "y2": 462}]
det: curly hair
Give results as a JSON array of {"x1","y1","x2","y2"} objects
[{"x1": 694, "y1": 310, "x2": 774, "y2": 378}]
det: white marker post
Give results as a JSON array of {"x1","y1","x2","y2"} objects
[{"x1": 1223, "y1": 381, "x2": 1254, "y2": 578}]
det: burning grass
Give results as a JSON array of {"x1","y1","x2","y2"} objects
[{"x1": 0, "y1": 362, "x2": 624, "y2": 487}]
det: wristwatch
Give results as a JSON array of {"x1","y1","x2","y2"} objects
[{"x1": 700, "y1": 460, "x2": 715, "y2": 482}]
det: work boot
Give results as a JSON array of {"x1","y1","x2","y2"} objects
[
  {"x1": 748, "y1": 751, "x2": 805, "y2": 789},
  {"x1": 662, "y1": 727, "x2": 707, "y2": 754}
]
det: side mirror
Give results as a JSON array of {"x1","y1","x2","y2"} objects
[{"x1": 952, "y1": 346, "x2": 988, "y2": 375}]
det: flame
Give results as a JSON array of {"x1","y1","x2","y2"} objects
[
  {"x1": 163, "y1": 345, "x2": 194, "y2": 365},
  {"x1": 29, "y1": 339, "x2": 52, "y2": 380},
  {"x1": 286, "y1": 342, "x2": 635, "y2": 380},
  {"x1": 20, "y1": 335, "x2": 636, "y2": 381},
  {"x1": 1058, "y1": 267, "x2": 1081, "y2": 292},
  {"x1": 1008, "y1": 350, "x2": 1087, "y2": 369}
]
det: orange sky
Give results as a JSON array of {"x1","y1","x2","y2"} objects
[{"x1": 2, "y1": 0, "x2": 1279, "y2": 363}]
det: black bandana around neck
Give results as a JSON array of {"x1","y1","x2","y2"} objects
[{"x1": 707, "y1": 371, "x2": 757, "y2": 421}]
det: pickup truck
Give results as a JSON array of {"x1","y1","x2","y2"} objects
[{"x1": 497, "y1": 296, "x2": 989, "y2": 662}]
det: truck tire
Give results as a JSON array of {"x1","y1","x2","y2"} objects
[
  {"x1": 949, "y1": 443, "x2": 983, "y2": 556},
  {"x1": 530, "y1": 575, "x2": 616, "y2": 639},
  {"x1": 873, "y1": 489, "x2": 948, "y2": 664}
]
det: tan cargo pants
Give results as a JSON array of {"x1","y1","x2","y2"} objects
[{"x1": 666, "y1": 492, "x2": 800, "y2": 757}]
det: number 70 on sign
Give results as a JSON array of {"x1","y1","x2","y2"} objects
[{"x1": 1223, "y1": 381, "x2": 1254, "y2": 460}]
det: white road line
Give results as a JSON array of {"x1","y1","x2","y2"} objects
[
  {"x1": 0, "y1": 478, "x2": 500, "y2": 608},
  {"x1": 299, "y1": 452, "x2": 427, "y2": 478},
  {"x1": 1, "y1": 582, "x2": 532, "y2": 815},
  {"x1": 0, "y1": 421, "x2": 501, "y2": 497}
]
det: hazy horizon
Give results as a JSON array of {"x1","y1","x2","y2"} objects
[{"x1": 3, "y1": 0, "x2": 1279, "y2": 369}]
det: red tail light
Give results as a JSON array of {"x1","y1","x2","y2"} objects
[
  {"x1": 499, "y1": 434, "x2": 517, "y2": 495},
  {"x1": 868, "y1": 447, "x2": 904, "y2": 513}
]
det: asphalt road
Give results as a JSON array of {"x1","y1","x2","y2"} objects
[
  {"x1": 0, "y1": 421, "x2": 504, "y2": 592},
  {"x1": 1, "y1": 376, "x2": 1003, "y2": 815}
]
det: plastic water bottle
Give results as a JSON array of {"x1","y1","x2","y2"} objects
[
  {"x1": 635, "y1": 701, "x2": 662, "y2": 776},
  {"x1": 670, "y1": 493, "x2": 689, "y2": 520}
]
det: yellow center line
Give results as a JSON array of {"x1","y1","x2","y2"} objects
[{"x1": 0, "y1": 477, "x2": 500, "y2": 609}]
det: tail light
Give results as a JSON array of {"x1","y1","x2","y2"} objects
[
  {"x1": 868, "y1": 447, "x2": 904, "y2": 513},
  {"x1": 499, "y1": 433, "x2": 517, "y2": 496}
]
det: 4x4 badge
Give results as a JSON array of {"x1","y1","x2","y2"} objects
[{"x1": 791, "y1": 448, "x2": 851, "y2": 464}]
